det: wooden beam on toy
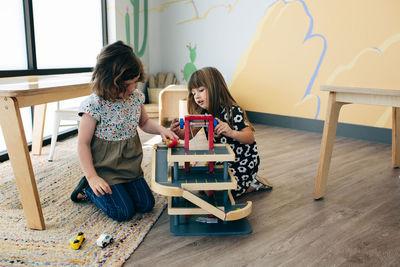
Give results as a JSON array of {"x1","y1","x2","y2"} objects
[
  {"x1": 179, "y1": 167, "x2": 237, "y2": 191},
  {"x1": 228, "y1": 190, "x2": 235, "y2": 205},
  {"x1": 180, "y1": 181, "x2": 236, "y2": 191},
  {"x1": 167, "y1": 197, "x2": 226, "y2": 215},
  {"x1": 225, "y1": 201, "x2": 252, "y2": 221},
  {"x1": 182, "y1": 190, "x2": 226, "y2": 220},
  {"x1": 168, "y1": 144, "x2": 235, "y2": 163},
  {"x1": 150, "y1": 177, "x2": 184, "y2": 197}
]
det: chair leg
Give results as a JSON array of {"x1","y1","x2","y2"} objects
[{"x1": 48, "y1": 113, "x2": 61, "y2": 162}]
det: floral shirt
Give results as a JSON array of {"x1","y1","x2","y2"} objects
[{"x1": 79, "y1": 89, "x2": 144, "y2": 141}]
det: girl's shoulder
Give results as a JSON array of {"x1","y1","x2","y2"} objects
[
  {"x1": 81, "y1": 93, "x2": 104, "y2": 108},
  {"x1": 231, "y1": 104, "x2": 244, "y2": 114},
  {"x1": 80, "y1": 93, "x2": 94, "y2": 105},
  {"x1": 130, "y1": 89, "x2": 145, "y2": 104},
  {"x1": 220, "y1": 104, "x2": 244, "y2": 117},
  {"x1": 79, "y1": 93, "x2": 105, "y2": 119},
  {"x1": 229, "y1": 104, "x2": 249, "y2": 129}
]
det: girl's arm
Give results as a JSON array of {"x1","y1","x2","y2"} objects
[
  {"x1": 138, "y1": 106, "x2": 179, "y2": 142},
  {"x1": 214, "y1": 118, "x2": 255, "y2": 144},
  {"x1": 78, "y1": 114, "x2": 112, "y2": 196}
]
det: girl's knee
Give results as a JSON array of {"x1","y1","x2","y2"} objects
[
  {"x1": 106, "y1": 206, "x2": 135, "y2": 221},
  {"x1": 145, "y1": 199, "x2": 155, "y2": 212},
  {"x1": 138, "y1": 195, "x2": 155, "y2": 213}
]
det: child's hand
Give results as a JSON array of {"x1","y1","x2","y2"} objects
[
  {"x1": 214, "y1": 118, "x2": 234, "y2": 138},
  {"x1": 170, "y1": 118, "x2": 181, "y2": 135},
  {"x1": 87, "y1": 175, "x2": 112, "y2": 197},
  {"x1": 160, "y1": 126, "x2": 179, "y2": 143}
]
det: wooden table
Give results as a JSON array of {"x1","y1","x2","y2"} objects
[
  {"x1": 314, "y1": 85, "x2": 400, "y2": 200},
  {"x1": 0, "y1": 73, "x2": 92, "y2": 229}
]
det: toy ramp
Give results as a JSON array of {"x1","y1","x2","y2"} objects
[
  {"x1": 182, "y1": 190, "x2": 252, "y2": 221},
  {"x1": 182, "y1": 191, "x2": 225, "y2": 220}
]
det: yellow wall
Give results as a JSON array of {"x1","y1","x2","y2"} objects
[{"x1": 230, "y1": 0, "x2": 400, "y2": 129}]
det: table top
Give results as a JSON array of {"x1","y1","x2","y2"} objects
[
  {"x1": 0, "y1": 73, "x2": 93, "y2": 107},
  {"x1": 0, "y1": 72, "x2": 92, "y2": 97},
  {"x1": 321, "y1": 85, "x2": 400, "y2": 96}
]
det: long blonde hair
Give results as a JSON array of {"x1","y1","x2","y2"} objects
[{"x1": 187, "y1": 67, "x2": 254, "y2": 131}]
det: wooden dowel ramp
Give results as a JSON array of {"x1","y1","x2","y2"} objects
[
  {"x1": 225, "y1": 201, "x2": 252, "y2": 221},
  {"x1": 182, "y1": 190, "x2": 226, "y2": 220}
]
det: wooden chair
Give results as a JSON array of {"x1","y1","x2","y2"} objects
[{"x1": 158, "y1": 84, "x2": 187, "y2": 127}]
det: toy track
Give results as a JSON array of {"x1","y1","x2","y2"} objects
[{"x1": 151, "y1": 144, "x2": 252, "y2": 235}]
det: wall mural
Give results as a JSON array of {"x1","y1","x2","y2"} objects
[
  {"x1": 114, "y1": 0, "x2": 400, "y2": 129},
  {"x1": 230, "y1": 0, "x2": 326, "y2": 121},
  {"x1": 125, "y1": 0, "x2": 148, "y2": 58},
  {"x1": 181, "y1": 43, "x2": 197, "y2": 82},
  {"x1": 282, "y1": 0, "x2": 326, "y2": 119},
  {"x1": 177, "y1": 0, "x2": 239, "y2": 24}
]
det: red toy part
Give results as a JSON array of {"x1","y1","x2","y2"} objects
[
  {"x1": 205, "y1": 190, "x2": 214, "y2": 197},
  {"x1": 166, "y1": 138, "x2": 178, "y2": 147},
  {"x1": 183, "y1": 115, "x2": 215, "y2": 173},
  {"x1": 183, "y1": 115, "x2": 214, "y2": 151}
]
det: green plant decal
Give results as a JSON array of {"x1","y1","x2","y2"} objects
[
  {"x1": 125, "y1": 1, "x2": 148, "y2": 57},
  {"x1": 125, "y1": 7, "x2": 131, "y2": 46},
  {"x1": 182, "y1": 43, "x2": 197, "y2": 82}
]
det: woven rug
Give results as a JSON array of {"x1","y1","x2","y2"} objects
[{"x1": 0, "y1": 136, "x2": 166, "y2": 266}]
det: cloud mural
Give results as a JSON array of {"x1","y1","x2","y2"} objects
[
  {"x1": 324, "y1": 34, "x2": 400, "y2": 128},
  {"x1": 230, "y1": 0, "x2": 326, "y2": 119},
  {"x1": 117, "y1": 0, "x2": 400, "y2": 129}
]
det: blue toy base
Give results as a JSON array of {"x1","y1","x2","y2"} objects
[{"x1": 169, "y1": 215, "x2": 252, "y2": 236}]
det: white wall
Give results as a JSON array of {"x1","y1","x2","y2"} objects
[{"x1": 151, "y1": 0, "x2": 276, "y2": 83}]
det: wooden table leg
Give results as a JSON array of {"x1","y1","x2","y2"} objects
[
  {"x1": 314, "y1": 92, "x2": 345, "y2": 199},
  {"x1": 0, "y1": 97, "x2": 45, "y2": 230},
  {"x1": 392, "y1": 107, "x2": 400, "y2": 168},
  {"x1": 31, "y1": 104, "x2": 47, "y2": 155}
]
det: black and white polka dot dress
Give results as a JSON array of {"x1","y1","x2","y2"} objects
[{"x1": 203, "y1": 105, "x2": 262, "y2": 197}]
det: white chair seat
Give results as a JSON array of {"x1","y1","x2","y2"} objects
[{"x1": 48, "y1": 104, "x2": 80, "y2": 161}]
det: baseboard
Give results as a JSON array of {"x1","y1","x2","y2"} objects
[{"x1": 246, "y1": 111, "x2": 392, "y2": 145}]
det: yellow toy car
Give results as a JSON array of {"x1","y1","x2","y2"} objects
[{"x1": 69, "y1": 232, "x2": 85, "y2": 250}]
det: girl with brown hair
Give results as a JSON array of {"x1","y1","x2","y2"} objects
[
  {"x1": 71, "y1": 41, "x2": 178, "y2": 221},
  {"x1": 171, "y1": 67, "x2": 272, "y2": 197}
]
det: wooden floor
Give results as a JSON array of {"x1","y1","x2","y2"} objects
[{"x1": 126, "y1": 123, "x2": 400, "y2": 266}]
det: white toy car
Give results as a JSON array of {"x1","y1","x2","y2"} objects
[{"x1": 96, "y1": 234, "x2": 114, "y2": 248}]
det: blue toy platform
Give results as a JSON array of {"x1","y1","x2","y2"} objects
[
  {"x1": 170, "y1": 215, "x2": 252, "y2": 236},
  {"x1": 151, "y1": 144, "x2": 253, "y2": 236}
]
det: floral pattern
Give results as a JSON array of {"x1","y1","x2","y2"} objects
[{"x1": 79, "y1": 90, "x2": 144, "y2": 141}]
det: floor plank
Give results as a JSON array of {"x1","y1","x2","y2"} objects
[{"x1": 127, "y1": 124, "x2": 400, "y2": 266}]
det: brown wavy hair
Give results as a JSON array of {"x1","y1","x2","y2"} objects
[
  {"x1": 91, "y1": 41, "x2": 145, "y2": 102},
  {"x1": 187, "y1": 66, "x2": 254, "y2": 131}
]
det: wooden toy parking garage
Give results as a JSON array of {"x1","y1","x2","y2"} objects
[{"x1": 151, "y1": 115, "x2": 252, "y2": 236}]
